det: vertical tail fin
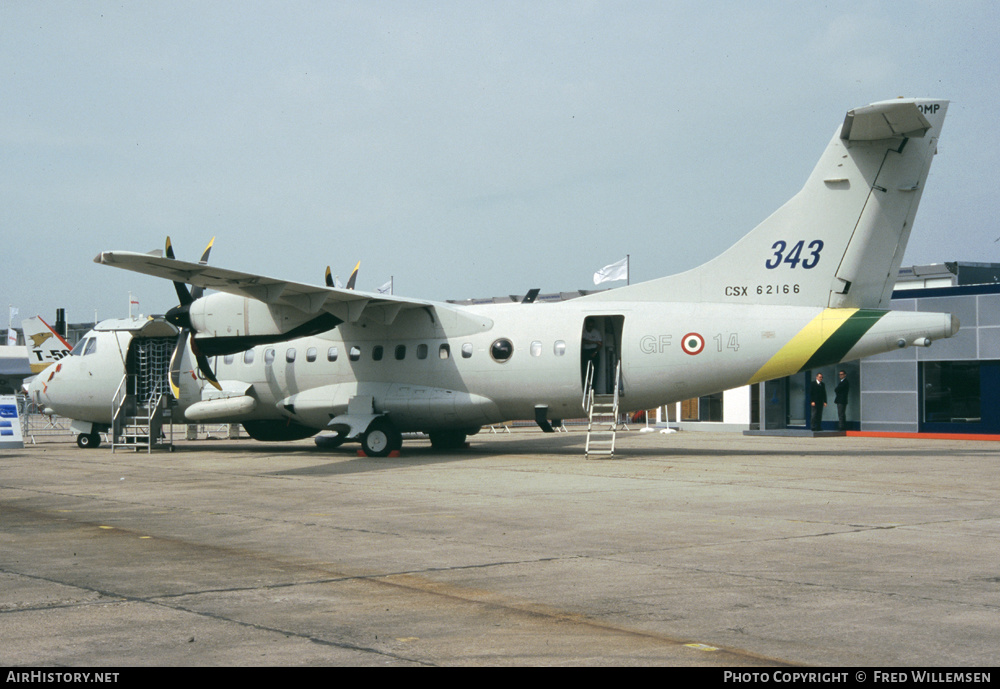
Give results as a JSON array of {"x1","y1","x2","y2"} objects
[
  {"x1": 584, "y1": 98, "x2": 948, "y2": 308},
  {"x1": 22, "y1": 316, "x2": 73, "y2": 374}
]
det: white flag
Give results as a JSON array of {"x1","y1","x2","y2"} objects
[
  {"x1": 593, "y1": 257, "x2": 628, "y2": 285},
  {"x1": 377, "y1": 279, "x2": 393, "y2": 295},
  {"x1": 7, "y1": 307, "x2": 17, "y2": 345}
]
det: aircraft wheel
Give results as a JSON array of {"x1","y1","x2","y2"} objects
[
  {"x1": 76, "y1": 432, "x2": 101, "y2": 449},
  {"x1": 429, "y1": 431, "x2": 467, "y2": 450},
  {"x1": 314, "y1": 432, "x2": 347, "y2": 449},
  {"x1": 362, "y1": 419, "x2": 401, "y2": 458}
]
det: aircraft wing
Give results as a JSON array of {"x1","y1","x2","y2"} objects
[{"x1": 94, "y1": 249, "x2": 489, "y2": 331}]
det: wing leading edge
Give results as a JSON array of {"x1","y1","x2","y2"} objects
[{"x1": 94, "y1": 250, "x2": 492, "y2": 334}]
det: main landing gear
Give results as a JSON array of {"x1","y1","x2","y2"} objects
[
  {"x1": 361, "y1": 418, "x2": 402, "y2": 458},
  {"x1": 428, "y1": 430, "x2": 468, "y2": 450},
  {"x1": 76, "y1": 432, "x2": 102, "y2": 449}
]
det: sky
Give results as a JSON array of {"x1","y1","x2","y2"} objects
[{"x1": 3, "y1": 1, "x2": 999, "y2": 327}]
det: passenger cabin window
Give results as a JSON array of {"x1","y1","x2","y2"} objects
[
  {"x1": 372, "y1": 345, "x2": 383, "y2": 361},
  {"x1": 244, "y1": 349, "x2": 255, "y2": 365},
  {"x1": 327, "y1": 347, "x2": 338, "y2": 362},
  {"x1": 439, "y1": 344, "x2": 450, "y2": 360},
  {"x1": 349, "y1": 346, "x2": 361, "y2": 361},
  {"x1": 530, "y1": 341, "x2": 542, "y2": 357},
  {"x1": 224, "y1": 354, "x2": 235, "y2": 365},
  {"x1": 395, "y1": 345, "x2": 406, "y2": 360},
  {"x1": 306, "y1": 347, "x2": 317, "y2": 362},
  {"x1": 286, "y1": 348, "x2": 296, "y2": 363},
  {"x1": 462, "y1": 343, "x2": 473, "y2": 359},
  {"x1": 554, "y1": 340, "x2": 566, "y2": 356},
  {"x1": 264, "y1": 348, "x2": 275, "y2": 365},
  {"x1": 417, "y1": 344, "x2": 428, "y2": 360}
]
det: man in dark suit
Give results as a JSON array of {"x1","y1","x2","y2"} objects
[
  {"x1": 810, "y1": 373, "x2": 827, "y2": 431},
  {"x1": 834, "y1": 370, "x2": 850, "y2": 431}
]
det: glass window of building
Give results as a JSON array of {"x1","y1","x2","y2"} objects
[{"x1": 923, "y1": 362, "x2": 981, "y2": 424}]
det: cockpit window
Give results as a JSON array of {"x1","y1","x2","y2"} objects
[
  {"x1": 71, "y1": 337, "x2": 90, "y2": 356},
  {"x1": 83, "y1": 338, "x2": 97, "y2": 356}
]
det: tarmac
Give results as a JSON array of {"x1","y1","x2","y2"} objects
[{"x1": 1, "y1": 427, "x2": 997, "y2": 667}]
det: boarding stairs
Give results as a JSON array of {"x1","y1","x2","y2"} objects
[
  {"x1": 111, "y1": 338, "x2": 174, "y2": 452},
  {"x1": 584, "y1": 360, "x2": 622, "y2": 458},
  {"x1": 111, "y1": 384, "x2": 172, "y2": 452}
]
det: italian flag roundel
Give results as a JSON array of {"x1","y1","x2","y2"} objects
[{"x1": 681, "y1": 332, "x2": 705, "y2": 355}]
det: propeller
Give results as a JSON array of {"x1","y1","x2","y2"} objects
[
  {"x1": 164, "y1": 236, "x2": 222, "y2": 396},
  {"x1": 325, "y1": 261, "x2": 360, "y2": 290},
  {"x1": 346, "y1": 261, "x2": 359, "y2": 290}
]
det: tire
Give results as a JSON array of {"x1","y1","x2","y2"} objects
[
  {"x1": 242, "y1": 419, "x2": 319, "y2": 442},
  {"x1": 314, "y1": 432, "x2": 347, "y2": 449},
  {"x1": 362, "y1": 418, "x2": 401, "y2": 457},
  {"x1": 428, "y1": 431, "x2": 468, "y2": 450},
  {"x1": 76, "y1": 433, "x2": 101, "y2": 449}
]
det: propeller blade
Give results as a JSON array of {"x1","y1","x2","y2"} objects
[
  {"x1": 168, "y1": 329, "x2": 189, "y2": 398},
  {"x1": 190, "y1": 338, "x2": 222, "y2": 391},
  {"x1": 346, "y1": 261, "x2": 360, "y2": 290},
  {"x1": 198, "y1": 237, "x2": 215, "y2": 264},
  {"x1": 165, "y1": 236, "x2": 194, "y2": 306},
  {"x1": 190, "y1": 237, "x2": 215, "y2": 300},
  {"x1": 325, "y1": 266, "x2": 334, "y2": 288},
  {"x1": 164, "y1": 236, "x2": 221, "y2": 393}
]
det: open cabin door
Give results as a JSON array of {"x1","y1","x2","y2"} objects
[
  {"x1": 111, "y1": 318, "x2": 177, "y2": 452},
  {"x1": 581, "y1": 315, "x2": 624, "y2": 395},
  {"x1": 124, "y1": 336, "x2": 174, "y2": 405}
]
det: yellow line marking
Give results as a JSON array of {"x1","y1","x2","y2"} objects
[{"x1": 684, "y1": 642, "x2": 719, "y2": 651}]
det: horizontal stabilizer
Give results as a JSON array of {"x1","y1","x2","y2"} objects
[{"x1": 841, "y1": 100, "x2": 932, "y2": 141}]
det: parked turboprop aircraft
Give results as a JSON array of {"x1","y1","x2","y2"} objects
[{"x1": 31, "y1": 98, "x2": 958, "y2": 455}]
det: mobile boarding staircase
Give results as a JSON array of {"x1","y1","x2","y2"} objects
[
  {"x1": 583, "y1": 360, "x2": 622, "y2": 458},
  {"x1": 111, "y1": 338, "x2": 174, "y2": 452}
]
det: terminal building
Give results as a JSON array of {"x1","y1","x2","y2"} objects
[{"x1": 659, "y1": 262, "x2": 1000, "y2": 436}]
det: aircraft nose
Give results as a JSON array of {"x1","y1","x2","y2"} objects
[
  {"x1": 27, "y1": 370, "x2": 48, "y2": 406},
  {"x1": 27, "y1": 361, "x2": 62, "y2": 405}
]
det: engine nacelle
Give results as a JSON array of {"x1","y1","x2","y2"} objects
[{"x1": 188, "y1": 293, "x2": 341, "y2": 356}]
